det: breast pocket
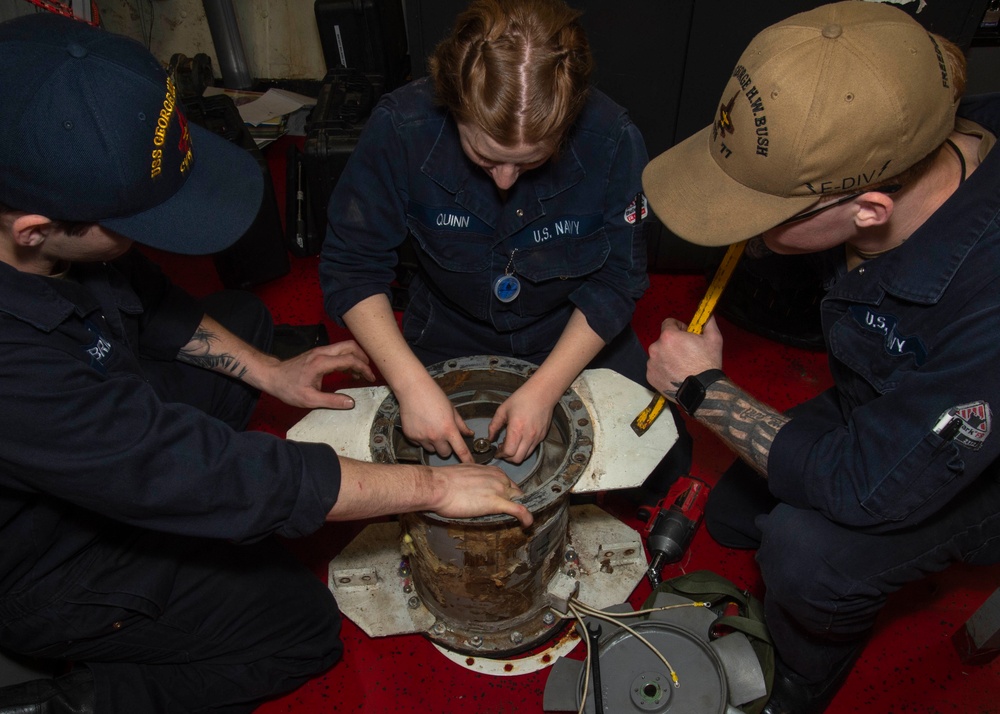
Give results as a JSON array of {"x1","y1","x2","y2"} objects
[
  {"x1": 408, "y1": 221, "x2": 493, "y2": 320},
  {"x1": 510, "y1": 230, "x2": 610, "y2": 317},
  {"x1": 827, "y1": 312, "x2": 918, "y2": 396}
]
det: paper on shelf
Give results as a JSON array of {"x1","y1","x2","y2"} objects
[{"x1": 204, "y1": 87, "x2": 316, "y2": 126}]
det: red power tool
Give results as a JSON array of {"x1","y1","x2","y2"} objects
[{"x1": 640, "y1": 476, "x2": 710, "y2": 588}]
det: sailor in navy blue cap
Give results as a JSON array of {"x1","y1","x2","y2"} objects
[
  {"x1": 0, "y1": 9, "x2": 264, "y2": 253},
  {"x1": 0, "y1": 13, "x2": 530, "y2": 714}
]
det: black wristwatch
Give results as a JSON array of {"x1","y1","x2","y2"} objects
[{"x1": 676, "y1": 368, "x2": 727, "y2": 416}]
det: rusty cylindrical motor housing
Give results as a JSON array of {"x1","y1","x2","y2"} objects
[{"x1": 370, "y1": 356, "x2": 594, "y2": 656}]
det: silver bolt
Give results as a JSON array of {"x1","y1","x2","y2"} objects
[
  {"x1": 542, "y1": 612, "x2": 556, "y2": 625},
  {"x1": 509, "y1": 631, "x2": 523, "y2": 644},
  {"x1": 470, "y1": 636, "x2": 483, "y2": 648},
  {"x1": 433, "y1": 622, "x2": 446, "y2": 635},
  {"x1": 408, "y1": 596, "x2": 420, "y2": 609}
]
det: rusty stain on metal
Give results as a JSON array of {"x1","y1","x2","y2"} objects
[
  {"x1": 434, "y1": 370, "x2": 476, "y2": 392},
  {"x1": 370, "y1": 357, "x2": 594, "y2": 656}
]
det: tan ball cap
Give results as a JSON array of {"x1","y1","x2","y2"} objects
[{"x1": 642, "y1": 1, "x2": 960, "y2": 247}]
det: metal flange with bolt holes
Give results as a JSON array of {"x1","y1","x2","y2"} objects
[
  {"x1": 290, "y1": 357, "x2": 669, "y2": 671},
  {"x1": 327, "y1": 504, "x2": 646, "y2": 670}
]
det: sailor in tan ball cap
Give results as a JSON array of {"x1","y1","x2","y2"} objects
[{"x1": 643, "y1": 2, "x2": 1000, "y2": 712}]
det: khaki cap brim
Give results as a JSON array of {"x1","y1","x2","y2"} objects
[{"x1": 642, "y1": 124, "x2": 818, "y2": 248}]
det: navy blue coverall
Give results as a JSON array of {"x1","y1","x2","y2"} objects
[
  {"x1": 320, "y1": 78, "x2": 690, "y2": 489},
  {"x1": 706, "y1": 94, "x2": 1000, "y2": 683},
  {"x1": 0, "y1": 250, "x2": 343, "y2": 712}
]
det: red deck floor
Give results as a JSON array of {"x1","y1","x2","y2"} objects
[{"x1": 147, "y1": 139, "x2": 1000, "y2": 713}]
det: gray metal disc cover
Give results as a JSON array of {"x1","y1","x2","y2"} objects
[{"x1": 570, "y1": 621, "x2": 728, "y2": 713}]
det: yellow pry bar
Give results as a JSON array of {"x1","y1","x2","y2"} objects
[{"x1": 630, "y1": 240, "x2": 748, "y2": 436}]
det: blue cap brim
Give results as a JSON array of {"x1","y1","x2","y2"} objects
[{"x1": 100, "y1": 122, "x2": 265, "y2": 256}]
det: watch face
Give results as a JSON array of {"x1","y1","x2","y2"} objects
[
  {"x1": 677, "y1": 376, "x2": 706, "y2": 415},
  {"x1": 677, "y1": 369, "x2": 726, "y2": 415}
]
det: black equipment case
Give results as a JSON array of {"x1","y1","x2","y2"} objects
[
  {"x1": 298, "y1": 67, "x2": 378, "y2": 257},
  {"x1": 314, "y1": 0, "x2": 410, "y2": 94},
  {"x1": 300, "y1": 66, "x2": 417, "y2": 307},
  {"x1": 180, "y1": 93, "x2": 291, "y2": 289}
]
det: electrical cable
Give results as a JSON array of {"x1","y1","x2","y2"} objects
[
  {"x1": 567, "y1": 601, "x2": 592, "y2": 714},
  {"x1": 558, "y1": 596, "x2": 714, "y2": 711}
]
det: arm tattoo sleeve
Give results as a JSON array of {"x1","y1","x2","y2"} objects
[
  {"x1": 177, "y1": 327, "x2": 249, "y2": 379},
  {"x1": 693, "y1": 378, "x2": 790, "y2": 476}
]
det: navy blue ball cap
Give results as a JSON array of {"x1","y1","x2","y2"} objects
[{"x1": 0, "y1": 13, "x2": 263, "y2": 255}]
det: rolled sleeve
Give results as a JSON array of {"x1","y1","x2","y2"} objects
[
  {"x1": 570, "y1": 120, "x2": 650, "y2": 342},
  {"x1": 0, "y1": 337, "x2": 342, "y2": 544},
  {"x1": 279, "y1": 440, "x2": 343, "y2": 539},
  {"x1": 768, "y1": 413, "x2": 839, "y2": 510}
]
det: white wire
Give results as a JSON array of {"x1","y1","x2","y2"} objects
[
  {"x1": 570, "y1": 600, "x2": 680, "y2": 688},
  {"x1": 567, "y1": 601, "x2": 592, "y2": 714},
  {"x1": 556, "y1": 596, "x2": 713, "y2": 701}
]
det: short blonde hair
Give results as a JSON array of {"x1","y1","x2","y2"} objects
[{"x1": 429, "y1": 0, "x2": 592, "y2": 148}]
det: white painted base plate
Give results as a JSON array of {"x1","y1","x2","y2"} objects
[
  {"x1": 287, "y1": 369, "x2": 677, "y2": 493},
  {"x1": 327, "y1": 504, "x2": 646, "y2": 676}
]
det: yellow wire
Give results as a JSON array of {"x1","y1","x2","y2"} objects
[
  {"x1": 553, "y1": 597, "x2": 712, "y2": 704},
  {"x1": 569, "y1": 599, "x2": 681, "y2": 687}
]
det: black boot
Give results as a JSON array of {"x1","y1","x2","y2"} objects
[
  {"x1": 0, "y1": 669, "x2": 94, "y2": 714},
  {"x1": 761, "y1": 643, "x2": 864, "y2": 714}
]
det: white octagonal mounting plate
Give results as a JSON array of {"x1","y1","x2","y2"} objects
[{"x1": 286, "y1": 368, "x2": 676, "y2": 493}]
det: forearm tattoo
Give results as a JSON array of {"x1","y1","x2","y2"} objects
[
  {"x1": 177, "y1": 327, "x2": 248, "y2": 379},
  {"x1": 685, "y1": 378, "x2": 789, "y2": 476}
]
